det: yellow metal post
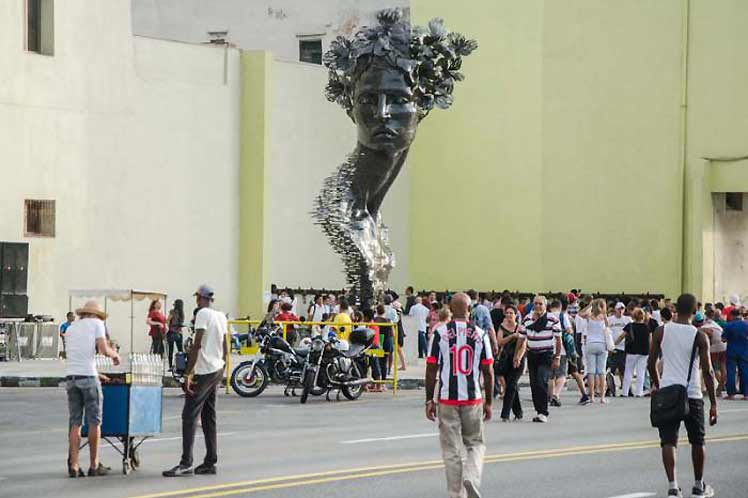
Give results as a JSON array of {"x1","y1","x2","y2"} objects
[
  {"x1": 225, "y1": 322, "x2": 231, "y2": 394},
  {"x1": 392, "y1": 323, "x2": 398, "y2": 396},
  {"x1": 282, "y1": 322, "x2": 287, "y2": 342}
]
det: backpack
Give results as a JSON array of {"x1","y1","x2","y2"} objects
[{"x1": 560, "y1": 312, "x2": 577, "y2": 359}]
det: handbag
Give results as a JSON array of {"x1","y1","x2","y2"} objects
[
  {"x1": 604, "y1": 327, "x2": 615, "y2": 352},
  {"x1": 649, "y1": 334, "x2": 699, "y2": 428}
]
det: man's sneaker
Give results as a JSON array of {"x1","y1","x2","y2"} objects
[
  {"x1": 667, "y1": 488, "x2": 683, "y2": 497},
  {"x1": 194, "y1": 463, "x2": 217, "y2": 475},
  {"x1": 550, "y1": 396, "x2": 561, "y2": 407},
  {"x1": 532, "y1": 414, "x2": 548, "y2": 423},
  {"x1": 692, "y1": 483, "x2": 714, "y2": 497},
  {"x1": 163, "y1": 464, "x2": 193, "y2": 477},
  {"x1": 464, "y1": 479, "x2": 482, "y2": 498},
  {"x1": 578, "y1": 394, "x2": 591, "y2": 405}
]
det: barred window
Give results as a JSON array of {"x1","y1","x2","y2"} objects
[
  {"x1": 24, "y1": 200, "x2": 55, "y2": 237},
  {"x1": 299, "y1": 39, "x2": 322, "y2": 65}
]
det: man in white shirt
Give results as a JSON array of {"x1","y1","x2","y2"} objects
[
  {"x1": 164, "y1": 285, "x2": 227, "y2": 477},
  {"x1": 65, "y1": 301, "x2": 120, "y2": 478},
  {"x1": 608, "y1": 302, "x2": 632, "y2": 394},
  {"x1": 409, "y1": 296, "x2": 431, "y2": 358}
]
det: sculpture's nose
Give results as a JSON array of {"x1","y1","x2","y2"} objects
[{"x1": 375, "y1": 94, "x2": 391, "y2": 121}]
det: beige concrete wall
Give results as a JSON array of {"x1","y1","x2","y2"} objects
[
  {"x1": 132, "y1": 0, "x2": 409, "y2": 60},
  {"x1": 0, "y1": 1, "x2": 240, "y2": 353}
]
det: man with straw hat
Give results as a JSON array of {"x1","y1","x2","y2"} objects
[{"x1": 65, "y1": 300, "x2": 120, "y2": 478}]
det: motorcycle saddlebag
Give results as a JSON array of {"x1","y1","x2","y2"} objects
[{"x1": 349, "y1": 327, "x2": 375, "y2": 347}]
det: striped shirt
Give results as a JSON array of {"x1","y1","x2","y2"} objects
[
  {"x1": 427, "y1": 320, "x2": 493, "y2": 405},
  {"x1": 521, "y1": 313, "x2": 561, "y2": 353}
]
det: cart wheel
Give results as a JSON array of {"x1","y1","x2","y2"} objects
[{"x1": 122, "y1": 460, "x2": 131, "y2": 475}]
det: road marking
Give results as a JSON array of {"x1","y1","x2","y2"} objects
[
  {"x1": 606, "y1": 493, "x2": 655, "y2": 498},
  {"x1": 341, "y1": 433, "x2": 438, "y2": 444},
  {"x1": 128, "y1": 433, "x2": 748, "y2": 498},
  {"x1": 720, "y1": 408, "x2": 748, "y2": 414}
]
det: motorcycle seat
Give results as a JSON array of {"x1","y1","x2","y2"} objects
[{"x1": 293, "y1": 347, "x2": 310, "y2": 357}]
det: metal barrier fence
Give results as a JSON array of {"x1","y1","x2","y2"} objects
[
  {"x1": 0, "y1": 321, "x2": 60, "y2": 361},
  {"x1": 226, "y1": 320, "x2": 400, "y2": 396}
]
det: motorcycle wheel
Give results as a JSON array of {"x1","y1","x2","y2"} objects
[
  {"x1": 342, "y1": 364, "x2": 366, "y2": 401},
  {"x1": 230, "y1": 361, "x2": 269, "y2": 398},
  {"x1": 300, "y1": 369, "x2": 315, "y2": 404}
]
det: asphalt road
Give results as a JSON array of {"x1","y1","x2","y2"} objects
[{"x1": 1, "y1": 386, "x2": 747, "y2": 498}]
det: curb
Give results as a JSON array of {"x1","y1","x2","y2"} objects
[{"x1": 0, "y1": 376, "x2": 529, "y2": 391}]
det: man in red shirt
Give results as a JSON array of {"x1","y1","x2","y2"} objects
[{"x1": 275, "y1": 302, "x2": 300, "y2": 345}]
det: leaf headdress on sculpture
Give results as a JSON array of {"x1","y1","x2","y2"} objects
[{"x1": 323, "y1": 8, "x2": 477, "y2": 119}]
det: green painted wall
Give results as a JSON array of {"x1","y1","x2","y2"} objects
[
  {"x1": 682, "y1": 0, "x2": 748, "y2": 301},
  {"x1": 239, "y1": 50, "x2": 272, "y2": 318},
  {"x1": 408, "y1": 1, "x2": 545, "y2": 292},
  {"x1": 409, "y1": 0, "x2": 691, "y2": 296}
]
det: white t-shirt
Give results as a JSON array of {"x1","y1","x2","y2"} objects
[
  {"x1": 575, "y1": 314, "x2": 588, "y2": 337},
  {"x1": 409, "y1": 303, "x2": 430, "y2": 332},
  {"x1": 65, "y1": 318, "x2": 106, "y2": 377},
  {"x1": 549, "y1": 311, "x2": 573, "y2": 356},
  {"x1": 194, "y1": 307, "x2": 228, "y2": 375},
  {"x1": 309, "y1": 303, "x2": 325, "y2": 323},
  {"x1": 608, "y1": 314, "x2": 632, "y2": 352}
]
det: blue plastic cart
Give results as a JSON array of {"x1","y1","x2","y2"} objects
[{"x1": 82, "y1": 383, "x2": 163, "y2": 474}]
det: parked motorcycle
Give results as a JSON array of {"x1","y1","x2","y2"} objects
[
  {"x1": 300, "y1": 327, "x2": 375, "y2": 404},
  {"x1": 230, "y1": 324, "x2": 311, "y2": 398}
]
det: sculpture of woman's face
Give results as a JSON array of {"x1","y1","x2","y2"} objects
[{"x1": 351, "y1": 64, "x2": 419, "y2": 154}]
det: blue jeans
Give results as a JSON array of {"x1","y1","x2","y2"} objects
[
  {"x1": 585, "y1": 342, "x2": 608, "y2": 375},
  {"x1": 418, "y1": 330, "x2": 427, "y2": 358},
  {"x1": 726, "y1": 354, "x2": 748, "y2": 396}
]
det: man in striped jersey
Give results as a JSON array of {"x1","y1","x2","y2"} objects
[
  {"x1": 425, "y1": 293, "x2": 493, "y2": 498},
  {"x1": 518, "y1": 295, "x2": 562, "y2": 423}
]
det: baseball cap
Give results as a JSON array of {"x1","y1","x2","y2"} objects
[
  {"x1": 194, "y1": 284, "x2": 215, "y2": 300},
  {"x1": 567, "y1": 293, "x2": 577, "y2": 304},
  {"x1": 615, "y1": 302, "x2": 625, "y2": 310},
  {"x1": 694, "y1": 311, "x2": 705, "y2": 324}
]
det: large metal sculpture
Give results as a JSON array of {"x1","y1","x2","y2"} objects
[{"x1": 313, "y1": 8, "x2": 477, "y2": 306}]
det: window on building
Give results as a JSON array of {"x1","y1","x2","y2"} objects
[
  {"x1": 299, "y1": 39, "x2": 322, "y2": 65},
  {"x1": 26, "y1": 0, "x2": 54, "y2": 56},
  {"x1": 726, "y1": 192, "x2": 743, "y2": 212},
  {"x1": 24, "y1": 200, "x2": 55, "y2": 237}
]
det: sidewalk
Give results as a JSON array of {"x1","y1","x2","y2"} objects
[{"x1": 0, "y1": 354, "x2": 434, "y2": 389}]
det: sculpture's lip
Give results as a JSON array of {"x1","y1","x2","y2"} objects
[{"x1": 372, "y1": 128, "x2": 398, "y2": 139}]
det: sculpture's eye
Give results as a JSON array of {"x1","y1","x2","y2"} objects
[
  {"x1": 392, "y1": 96, "x2": 411, "y2": 105},
  {"x1": 358, "y1": 94, "x2": 377, "y2": 105}
]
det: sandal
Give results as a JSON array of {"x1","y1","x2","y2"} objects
[
  {"x1": 88, "y1": 463, "x2": 111, "y2": 477},
  {"x1": 68, "y1": 461, "x2": 85, "y2": 478}
]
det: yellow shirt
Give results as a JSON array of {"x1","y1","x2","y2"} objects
[{"x1": 333, "y1": 312, "x2": 352, "y2": 341}]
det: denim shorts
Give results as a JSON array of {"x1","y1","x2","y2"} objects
[
  {"x1": 585, "y1": 342, "x2": 608, "y2": 375},
  {"x1": 66, "y1": 377, "x2": 103, "y2": 428}
]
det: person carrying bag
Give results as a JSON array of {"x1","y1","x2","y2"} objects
[{"x1": 650, "y1": 335, "x2": 698, "y2": 427}]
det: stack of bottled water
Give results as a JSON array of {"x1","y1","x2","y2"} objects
[
  {"x1": 95, "y1": 355, "x2": 116, "y2": 374},
  {"x1": 129, "y1": 353, "x2": 164, "y2": 386}
]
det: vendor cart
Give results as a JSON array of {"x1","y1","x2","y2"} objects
[
  {"x1": 70, "y1": 289, "x2": 167, "y2": 475},
  {"x1": 82, "y1": 381, "x2": 163, "y2": 474}
]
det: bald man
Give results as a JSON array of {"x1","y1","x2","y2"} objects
[{"x1": 425, "y1": 293, "x2": 494, "y2": 498}]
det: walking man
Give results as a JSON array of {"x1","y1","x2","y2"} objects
[
  {"x1": 65, "y1": 301, "x2": 120, "y2": 477},
  {"x1": 648, "y1": 294, "x2": 717, "y2": 498},
  {"x1": 425, "y1": 293, "x2": 493, "y2": 498},
  {"x1": 518, "y1": 295, "x2": 561, "y2": 422},
  {"x1": 164, "y1": 285, "x2": 227, "y2": 477},
  {"x1": 409, "y1": 296, "x2": 431, "y2": 358}
]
